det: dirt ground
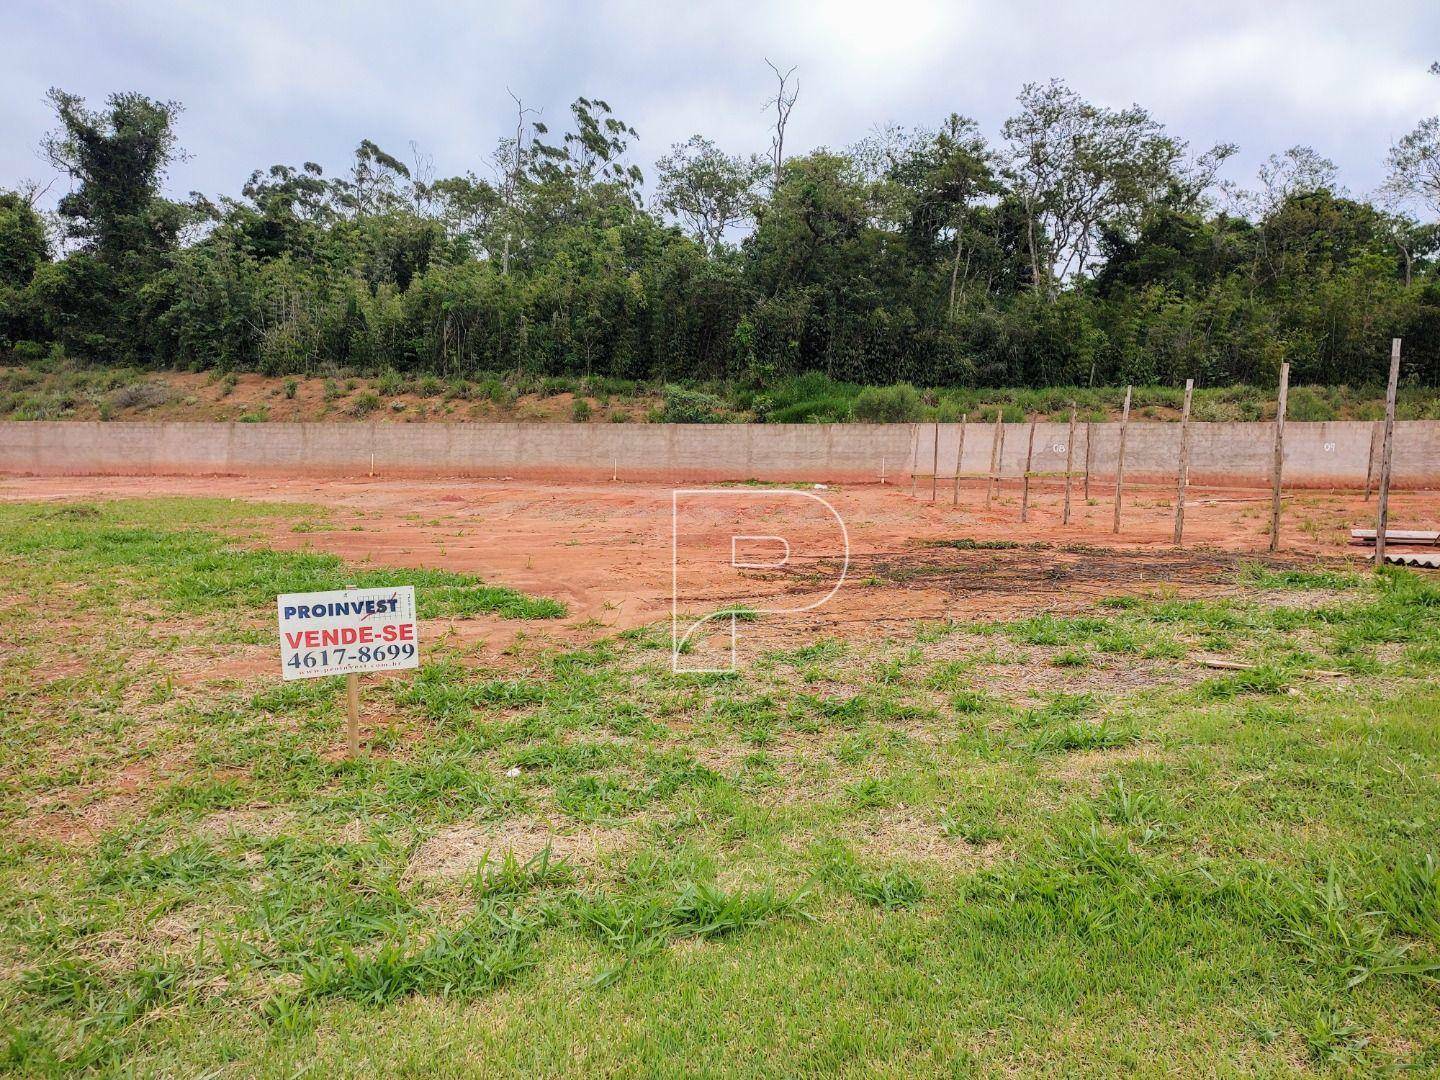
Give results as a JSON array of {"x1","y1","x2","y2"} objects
[{"x1": 3, "y1": 472, "x2": 1435, "y2": 666}]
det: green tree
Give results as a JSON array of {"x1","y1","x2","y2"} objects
[
  {"x1": 0, "y1": 189, "x2": 50, "y2": 346},
  {"x1": 39, "y1": 88, "x2": 194, "y2": 360},
  {"x1": 656, "y1": 136, "x2": 768, "y2": 250}
]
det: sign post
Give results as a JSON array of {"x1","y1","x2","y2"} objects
[
  {"x1": 277, "y1": 584, "x2": 420, "y2": 756},
  {"x1": 346, "y1": 672, "x2": 361, "y2": 756}
]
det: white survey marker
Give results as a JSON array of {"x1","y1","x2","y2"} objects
[{"x1": 277, "y1": 586, "x2": 419, "y2": 680}]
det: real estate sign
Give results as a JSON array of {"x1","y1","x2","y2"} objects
[{"x1": 277, "y1": 586, "x2": 419, "y2": 680}]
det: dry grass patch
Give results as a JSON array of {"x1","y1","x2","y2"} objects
[
  {"x1": 1047, "y1": 742, "x2": 1165, "y2": 790},
  {"x1": 403, "y1": 815, "x2": 629, "y2": 883},
  {"x1": 195, "y1": 806, "x2": 294, "y2": 840},
  {"x1": 851, "y1": 806, "x2": 1007, "y2": 870}
]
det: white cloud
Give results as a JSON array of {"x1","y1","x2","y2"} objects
[{"x1": 2, "y1": 0, "x2": 1436, "y2": 206}]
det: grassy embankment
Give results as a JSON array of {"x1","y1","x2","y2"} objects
[{"x1": 4, "y1": 361, "x2": 1440, "y2": 425}]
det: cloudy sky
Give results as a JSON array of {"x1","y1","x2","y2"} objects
[{"x1": 3, "y1": 0, "x2": 1438, "y2": 208}]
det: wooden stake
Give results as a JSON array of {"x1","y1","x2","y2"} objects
[
  {"x1": 1173, "y1": 379, "x2": 1194, "y2": 547},
  {"x1": 1083, "y1": 419, "x2": 1093, "y2": 502},
  {"x1": 1375, "y1": 339, "x2": 1402, "y2": 570},
  {"x1": 1111, "y1": 386, "x2": 1132, "y2": 534},
  {"x1": 880, "y1": 455, "x2": 887, "y2": 485},
  {"x1": 1363, "y1": 421, "x2": 1379, "y2": 501},
  {"x1": 1062, "y1": 403, "x2": 1077, "y2": 525},
  {"x1": 346, "y1": 673, "x2": 361, "y2": 757},
  {"x1": 931, "y1": 420, "x2": 940, "y2": 502},
  {"x1": 985, "y1": 413, "x2": 1004, "y2": 510},
  {"x1": 1020, "y1": 420, "x2": 1037, "y2": 522},
  {"x1": 952, "y1": 414, "x2": 967, "y2": 506},
  {"x1": 344, "y1": 582, "x2": 361, "y2": 757},
  {"x1": 909, "y1": 424, "x2": 919, "y2": 498},
  {"x1": 1268, "y1": 363, "x2": 1290, "y2": 553}
]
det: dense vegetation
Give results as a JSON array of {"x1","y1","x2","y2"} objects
[{"x1": 2, "y1": 74, "x2": 1439, "y2": 395}]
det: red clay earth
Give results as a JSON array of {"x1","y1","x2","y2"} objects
[{"x1": 2, "y1": 472, "x2": 1435, "y2": 670}]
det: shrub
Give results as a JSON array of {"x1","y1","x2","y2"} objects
[
  {"x1": 852, "y1": 383, "x2": 924, "y2": 423},
  {"x1": 107, "y1": 382, "x2": 171, "y2": 412},
  {"x1": 571, "y1": 398, "x2": 593, "y2": 422},
  {"x1": 660, "y1": 386, "x2": 730, "y2": 423},
  {"x1": 1287, "y1": 386, "x2": 1338, "y2": 422},
  {"x1": 476, "y1": 375, "x2": 513, "y2": 405},
  {"x1": 350, "y1": 392, "x2": 381, "y2": 417},
  {"x1": 376, "y1": 369, "x2": 410, "y2": 396}
]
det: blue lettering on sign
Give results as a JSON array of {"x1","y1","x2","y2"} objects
[{"x1": 281, "y1": 598, "x2": 400, "y2": 620}]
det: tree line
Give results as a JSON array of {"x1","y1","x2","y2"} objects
[{"x1": 1, "y1": 69, "x2": 1438, "y2": 391}]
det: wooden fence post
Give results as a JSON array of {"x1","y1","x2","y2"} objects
[
  {"x1": 985, "y1": 413, "x2": 1004, "y2": 510},
  {"x1": 1111, "y1": 386, "x2": 1132, "y2": 534},
  {"x1": 952, "y1": 414, "x2": 967, "y2": 506},
  {"x1": 1020, "y1": 419, "x2": 1037, "y2": 523},
  {"x1": 908, "y1": 424, "x2": 919, "y2": 498},
  {"x1": 931, "y1": 420, "x2": 940, "y2": 502},
  {"x1": 1375, "y1": 339, "x2": 1402, "y2": 570},
  {"x1": 1173, "y1": 379, "x2": 1194, "y2": 546},
  {"x1": 1363, "y1": 421, "x2": 1379, "y2": 501},
  {"x1": 1062, "y1": 402, "x2": 1077, "y2": 525},
  {"x1": 1268, "y1": 363, "x2": 1290, "y2": 553}
]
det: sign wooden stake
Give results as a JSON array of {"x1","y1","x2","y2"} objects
[
  {"x1": 345, "y1": 582, "x2": 362, "y2": 757},
  {"x1": 931, "y1": 420, "x2": 940, "y2": 502},
  {"x1": 1020, "y1": 420, "x2": 1037, "y2": 522},
  {"x1": 346, "y1": 672, "x2": 361, "y2": 757},
  {"x1": 952, "y1": 414, "x2": 967, "y2": 506},
  {"x1": 985, "y1": 413, "x2": 1004, "y2": 510},
  {"x1": 1375, "y1": 339, "x2": 1402, "y2": 570},
  {"x1": 1268, "y1": 363, "x2": 1290, "y2": 553},
  {"x1": 1062, "y1": 403, "x2": 1077, "y2": 525},
  {"x1": 1173, "y1": 379, "x2": 1194, "y2": 546},
  {"x1": 1111, "y1": 386, "x2": 1132, "y2": 534}
]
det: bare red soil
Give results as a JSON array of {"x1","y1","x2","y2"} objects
[{"x1": 3, "y1": 473, "x2": 1434, "y2": 666}]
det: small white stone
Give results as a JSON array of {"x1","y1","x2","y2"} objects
[{"x1": 505, "y1": 766, "x2": 522, "y2": 778}]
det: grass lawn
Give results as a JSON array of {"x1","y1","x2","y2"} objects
[{"x1": 1, "y1": 499, "x2": 1438, "y2": 1077}]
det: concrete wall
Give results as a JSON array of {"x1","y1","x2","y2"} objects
[
  {"x1": 1, "y1": 419, "x2": 1436, "y2": 488},
  {"x1": 919, "y1": 418, "x2": 1439, "y2": 489}
]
